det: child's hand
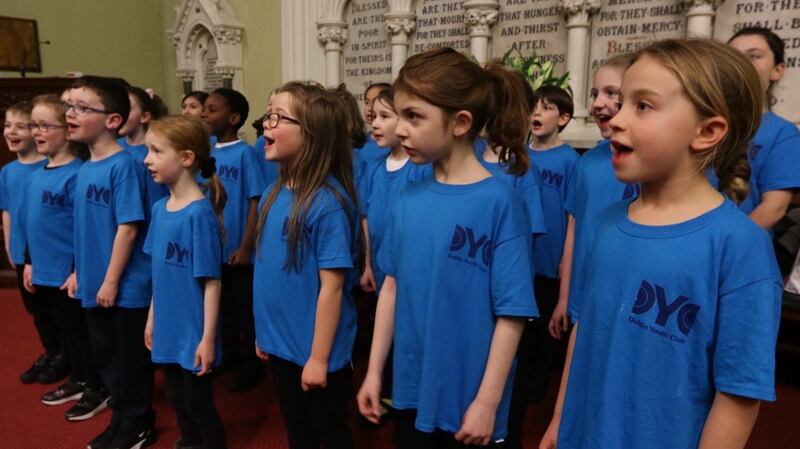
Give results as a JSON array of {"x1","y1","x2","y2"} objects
[
  {"x1": 144, "y1": 316, "x2": 154, "y2": 351},
  {"x1": 301, "y1": 357, "x2": 328, "y2": 391},
  {"x1": 356, "y1": 373, "x2": 383, "y2": 424},
  {"x1": 96, "y1": 281, "x2": 118, "y2": 308},
  {"x1": 194, "y1": 339, "x2": 215, "y2": 376},
  {"x1": 538, "y1": 417, "x2": 559, "y2": 449},
  {"x1": 60, "y1": 272, "x2": 77, "y2": 298},
  {"x1": 360, "y1": 266, "x2": 377, "y2": 293},
  {"x1": 455, "y1": 398, "x2": 496, "y2": 446},
  {"x1": 548, "y1": 298, "x2": 570, "y2": 339},
  {"x1": 228, "y1": 247, "x2": 252, "y2": 266},
  {"x1": 23, "y1": 264, "x2": 36, "y2": 293},
  {"x1": 255, "y1": 340, "x2": 269, "y2": 360}
]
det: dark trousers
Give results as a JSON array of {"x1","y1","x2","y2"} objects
[
  {"x1": 40, "y1": 286, "x2": 101, "y2": 388},
  {"x1": 16, "y1": 265, "x2": 60, "y2": 356},
  {"x1": 220, "y1": 264, "x2": 260, "y2": 374},
  {"x1": 506, "y1": 276, "x2": 560, "y2": 449},
  {"x1": 163, "y1": 364, "x2": 227, "y2": 449},
  {"x1": 269, "y1": 356, "x2": 354, "y2": 449},
  {"x1": 394, "y1": 409, "x2": 508, "y2": 449},
  {"x1": 85, "y1": 306, "x2": 154, "y2": 430}
]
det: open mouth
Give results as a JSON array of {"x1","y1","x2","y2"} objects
[
  {"x1": 264, "y1": 136, "x2": 275, "y2": 147},
  {"x1": 35, "y1": 138, "x2": 48, "y2": 145},
  {"x1": 610, "y1": 140, "x2": 633, "y2": 155},
  {"x1": 531, "y1": 119, "x2": 543, "y2": 131},
  {"x1": 595, "y1": 114, "x2": 611, "y2": 128},
  {"x1": 6, "y1": 138, "x2": 22, "y2": 145}
]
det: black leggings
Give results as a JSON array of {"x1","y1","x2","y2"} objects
[
  {"x1": 16, "y1": 265, "x2": 60, "y2": 356},
  {"x1": 269, "y1": 356, "x2": 354, "y2": 449},
  {"x1": 220, "y1": 264, "x2": 259, "y2": 373},
  {"x1": 162, "y1": 364, "x2": 227, "y2": 449}
]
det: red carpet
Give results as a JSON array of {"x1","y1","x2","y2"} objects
[{"x1": 0, "y1": 288, "x2": 797, "y2": 448}]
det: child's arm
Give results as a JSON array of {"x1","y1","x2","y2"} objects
[
  {"x1": 23, "y1": 264, "x2": 34, "y2": 293},
  {"x1": 697, "y1": 392, "x2": 760, "y2": 449},
  {"x1": 360, "y1": 216, "x2": 377, "y2": 292},
  {"x1": 97, "y1": 223, "x2": 138, "y2": 307},
  {"x1": 144, "y1": 302, "x2": 154, "y2": 350},
  {"x1": 749, "y1": 190, "x2": 793, "y2": 230},
  {"x1": 2, "y1": 210, "x2": 13, "y2": 267},
  {"x1": 539, "y1": 322, "x2": 578, "y2": 449},
  {"x1": 195, "y1": 278, "x2": 221, "y2": 376},
  {"x1": 549, "y1": 214, "x2": 575, "y2": 339},
  {"x1": 456, "y1": 316, "x2": 526, "y2": 446},
  {"x1": 302, "y1": 268, "x2": 346, "y2": 391},
  {"x1": 229, "y1": 198, "x2": 258, "y2": 265},
  {"x1": 357, "y1": 275, "x2": 396, "y2": 423}
]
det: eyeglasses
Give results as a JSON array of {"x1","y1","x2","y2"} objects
[
  {"x1": 67, "y1": 103, "x2": 110, "y2": 116},
  {"x1": 263, "y1": 113, "x2": 301, "y2": 129},
  {"x1": 27, "y1": 123, "x2": 66, "y2": 132}
]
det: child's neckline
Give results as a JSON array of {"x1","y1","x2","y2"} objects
[
  {"x1": 618, "y1": 198, "x2": 733, "y2": 238},
  {"x1": 165, "y1": 197, "x2": 206, "y2": 214}
]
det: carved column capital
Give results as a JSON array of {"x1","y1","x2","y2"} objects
[
  {"x1": 559, "y1": 0, "x2": 601, "y2": 23},
  {"x1": 463, "y1": 1, "x2": 500, "y2": 37},
  {"x1": 175, "y1": 69, "x2": 196, "y2": 82},
  {"x1": 681, "y1": 0, "x2": 724, "y2": 9},
  {"x1": 316, "y1": 22, "x2": 348, "y2": 46},
  {"x1": 213, "y1": 66, "x2": 236, "y2": 79},
  {"x1": 385, "y1": 14, "x2": 416, "y2": 37},
  {"x1": 212, "y1": 26, "x2": 243, "y2": 45}
]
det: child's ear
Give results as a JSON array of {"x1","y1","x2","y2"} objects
[
  {"x1": 228, "y1": 112, "x2": 241, "y2": 128},
  {"x1": 182, "y1": 149, "x2": 197, "y2": 168},
  {"x1": 691, "y1": 116, "x2": 728, "y2": 153},
  {"x1": 140, "y1": 111, "x2": 152, "y2": 125},
  {"x1": 106, "y1": 113, "x2": 124, "y2": 133},
  {"x1": 558, "y1": 113, "x2": 572, "y2": 128},
  {"x1": 451, "y1": 110, "x2": 473, "y2": 138}
]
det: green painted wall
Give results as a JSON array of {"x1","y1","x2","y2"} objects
[{"x1": 1, "y1": 0, "x2": 283, "y2": 141}]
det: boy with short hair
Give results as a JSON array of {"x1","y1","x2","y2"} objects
[
  {"x1": 64, "y1": 76, "x2": 155, "y2": 449},
  {"x1": 1, "y1": 101, "x2": 55, "y2": 384},
  {"x1": 201, "y1": 88, "x2": 266, "y2": 392}
]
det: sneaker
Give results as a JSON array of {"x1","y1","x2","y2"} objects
[
  {"x1": 41, "y1": 381, "x2": 85, "y2": 405},
  {"x1": 88, "y1": 417, "x2": 121, "y2": 449},
  {"x1": 108, "y1": 427, "x2": 157, "y2": 449},
  {"x1": 38, "y1": 354, "x2": 69, "y2": 384},
  {"x1": 20, "y1": 354, "x2": 50, "y2": 384},
  {"x1": 66, "y1": 388, "x2": 110, "y2": 421}
]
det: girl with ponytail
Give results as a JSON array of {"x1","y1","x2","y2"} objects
[
  {"x1": 142, "y1": 116, "x2": 228, "y2": 449},
  {"x1": 356, "y1": 47, "x2": 538, "y2": 447},
  {"x1": 540, "y1": 39, "x2": 781, "y2": 449}
]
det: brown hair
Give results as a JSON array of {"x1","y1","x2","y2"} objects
[
  {"x1": 256, "y1": 82, "x2": 362, "y2": 272},
  {"x1": 329, "y1": 84, "x2": 368, "y2": 149},
  {"x1": 394, "y1": 47, "x2": 531, "y2": 175},
  {"x1": 374, "y1": 87, "x2": 395, "y2": 112},
  {"x1": 32, "y1": 95, "x2": 68, "y2": 125},
  {"x1": 634, "y1": 39, "x2": 763, "y2": 204},
  {"x1": 147, "y1": 116, "x2": 228, "y2": 227},
  {"x1": 6, "y1": 101, "x2": 33, "y2": 117}
]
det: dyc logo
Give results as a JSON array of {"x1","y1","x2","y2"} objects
[
  {"x1": 449, "y1": 225, "x2": 492, "y2": 269},
  {"x1": 165, "y1": 242, "x2": 190, "y2": 267},
  {"x1": 622, "y1": 183, "x2": 640, "y2": 200},
  {"x1": 540, "y1": 169, "x2": 564, "y2": 188},
  {"x1": 41, "y1": 190, "x2": 66, "y2": 207},
  {"x1": 86, "y1": 184, "x2": 111, "y2": 206},
  {"x1": 631, "y1": 280, "x2": 700, "y2": 336},
  {"x1": 218, "y1": 164, "x2": 239, "y2": 181}
]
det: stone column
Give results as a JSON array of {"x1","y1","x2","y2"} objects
[
  {"x1": 214, "y1": 66, "x2": 237, "y2": 89},
  {"x1": 175, "y1": 69, "x2": 196, "y2": 95},
  {"x1": 463, "y1": 0, "x2": 500, "y2": 65},
  {"x1": 682, "y1": 0, "x2": 723, "y2": 38},
  {"x1": 385, "y1": 13, "x2": 415, "y2": 79},
  {"x1": 316, "y1": 21, "x2": 348, "y2": 87},
  {"x1": 560, "y1": 0, "x2": 601, "y2": 127}
]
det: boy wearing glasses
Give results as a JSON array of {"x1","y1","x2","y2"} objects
[
  {"x1": 1, "y1": 101, "x2": 56, "y2": 385},
  {"x1": 201, "y1": 88, "x2": 266, "y2": 392},
  {"x1": 63, "y1": 76, "x2": 155, "y2": 449}
]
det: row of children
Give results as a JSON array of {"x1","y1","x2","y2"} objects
[{"x1": 2, "y1": 25, "x2": 797, "y2": 449}]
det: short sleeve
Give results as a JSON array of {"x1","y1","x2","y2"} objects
[
  {"x1": 142, "y1": 212, "x2": 156, "y2": 257},
  {"x1": 65, "y1": 174, "x2": 77, "y2": 209},
  {"x1": 112, "y1": 164, "x2": 145, "y2": 224},
  {"x1": 0, "y1": 169, "x2": 8, "y2": 211},
  {"x1": 191, "y1": 211, "x2": 223, "y2": 279},
  {"x1": 756, "y1": 130, "x2": 800, "y2": 193},
  {"x1": 714, "y1": 278, "x2": 781, "y2": 401},
  {"x1": 378, "y1": 206, "x2": 397, "y2": 276},
  {"x1": 313, "y1": 200, "x2": 354, "y2": 270},
  {"x1": 242, "y1": 148, "x2": 267, "y2": 199},
  {"x1": 490, "y1": 233, "x2": 537, "y2": 318},
  {"x1": 564, "y1": 158, "x2": 579, "y2": 215},
  {"x1": 519, "y1": 171, "x2": 547, "y2": 236},
  {"x1": 358, "y1": 160, "x2": 376, "y2": 217}
]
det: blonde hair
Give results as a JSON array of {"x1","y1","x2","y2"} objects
[
  {"x1": 633, "y1": 39, "x2": 763, "y2": 204},
  {"x1": 32, "y1": 95, "x2": 69, "y2": 125},
  {"x1": 147, "y1": 116, "x2": 228, "y2": 227}
]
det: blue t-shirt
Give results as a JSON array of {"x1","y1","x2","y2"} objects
[
  {"x1": 252, "y1": 135, "x2": 280, "y2": 187},
  {"x1": 117, "y1": 138, "x2": 168, "y2": 214},
  {"x1": 530, "y1": 144, "x2": 580, "y2": 278},
  {"x1": 708, "y1": 112, "x2": 800, "y2": 215},
  {"x1": 144, "y1": 198, "x2": 223, "y2": 372},
  {"x1": 360, "y1": 156, "x2": 432, "y2": 289},
  {"x1": 253, "y1": 179, "x2": 358, "y2": 371},
  {"x1": 560, "y1": 199, "x2": 781, "y2": 449},
  {"x1": 475, "y1": 139, "x2": 547, "y2": 239},
  {"x1": 211, "y1": 140, "x2": 266, "y2": 261},
  {"x1": 354, "y1": 134, "x2": 390, "y2": 187},
  {"x1": 565, "y1": 140, "x2": 639, "y2": 317},
  {"x1": 0, "y1": 158, "x2": 48, "y2": 265},
  {"x1": 24, "y1": 159, "x2": 82, "y2": 287},
  {"x1": 74, "y1": 151, "x2": 151, "y2": 309},
  {"x1": 379, "y1": 177, "x2": 538, "y2": 440}
]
